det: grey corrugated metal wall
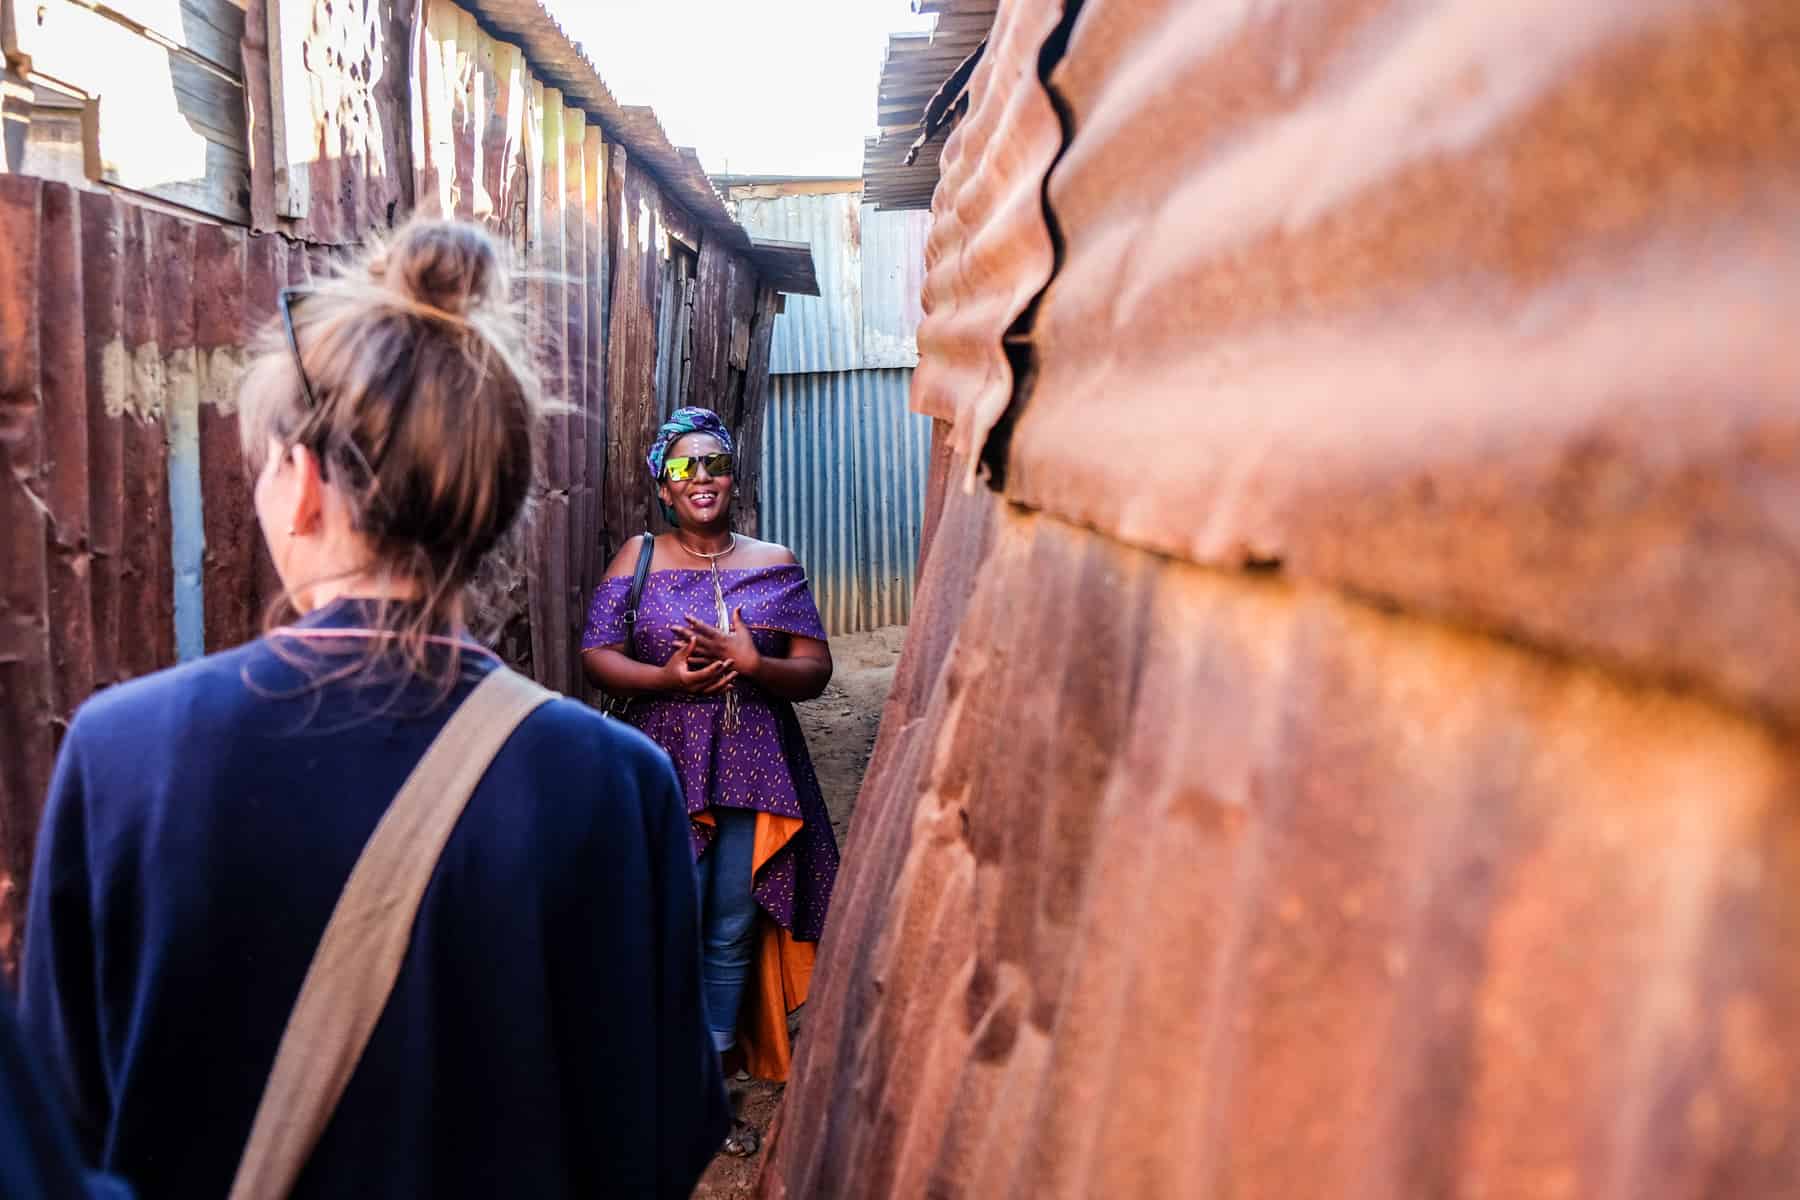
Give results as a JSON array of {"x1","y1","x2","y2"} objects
[
  {"x1": 761, "y1": 369, "x2": 931, "y2": 634},
  {"x1": 736, "y1": 188, "x2": 933, "y2": 633},
  {"x1": 734, "y1": 191, "x2": 865, "y2": 374}
]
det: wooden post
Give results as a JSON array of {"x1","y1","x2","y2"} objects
[{"x1": 264, "y1": 0, "x2": 310, "y2": 218}]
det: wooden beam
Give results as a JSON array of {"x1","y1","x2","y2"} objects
[
  {"x1": 661, "y1": 194, "x2": 702, "y2": 253},
  {"x1": 264, "y1": 0, "x2": 309, "y2": 218}
]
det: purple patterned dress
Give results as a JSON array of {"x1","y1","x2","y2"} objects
[{"x1": 582, "y1": 565, "x2": 838, "y2": 942}]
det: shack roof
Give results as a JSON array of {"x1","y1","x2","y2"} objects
[
  {"x1": 463, "y1": 0, "x2": 817, "y2": 293},
  {"x1": 863, "y1": 1, "x2": 997, "y2": 210}
]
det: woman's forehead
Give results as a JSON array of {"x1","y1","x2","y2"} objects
[{"x1": 670, "y1": 431, "x2": 725, "y2": 457}]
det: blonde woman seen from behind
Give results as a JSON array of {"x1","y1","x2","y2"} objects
[{"x1": 19, "y1": 220, "x2": 728, "y2": 1199}]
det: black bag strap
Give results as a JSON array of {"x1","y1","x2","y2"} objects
[
  {"x1": 601, "y1": 533, "x2": 655, "y2": 719},
  {"x1": 624, "y1": 531, "x2": 655, "y2": 644}
]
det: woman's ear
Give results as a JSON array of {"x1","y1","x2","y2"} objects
[{"x1": 290, "y1": 443, "x2": 327, "y2": 537}]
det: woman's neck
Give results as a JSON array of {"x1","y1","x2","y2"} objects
[
  {"x1": 302, "y1": 571, "x2": 429, "y2": 613},
  {"x1": 674, "y1": 526, "x2": 735, "y2": 556}
]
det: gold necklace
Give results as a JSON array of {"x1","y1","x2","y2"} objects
[
  {"x1": 679, "y1": 533, "x2": 740, "y2": 731},
  {"x1": 676, "y1": 532, "x2": 737, "y2": 561}
]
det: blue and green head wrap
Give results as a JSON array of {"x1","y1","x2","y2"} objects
[{"x1": 647, "y1": 407, "x2": 734, "y2": 525}]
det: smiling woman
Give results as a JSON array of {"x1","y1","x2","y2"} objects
[{"x1": 581, "y1": 406, "x2": 841, "y2": 1153}]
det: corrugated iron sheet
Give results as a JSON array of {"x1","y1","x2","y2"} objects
[
  {"x1": 1007, "y1": 0, "x2": 1800, "y2": 728},
  {"x1": 734, "y1": 190, "x2": 864, "y2": 375},
  {"x1": 243, "y1": 0, "x2": 414, "y2": 245},
  {"x1": 864, "y1": 1, "x2": 999, "y2": 211},
  {"x1": 769, "y1": 457, "x2": 1800, "y2": 1200},
  {"x1": 908, "y1": 0, "x2": 1062, "y2": 470},
  {"x1": 733, "y1": 192, "x2": 931, "y2": 374},
  {"x1": 453, "y1": 0, "x2": 756, "y2": 257},
  {"x1": 765, "y1": 0, "x2": 1800, "y2": 1195},
  {"x1": 761, "y1": 369, "x2": 930, "y2": 634},
  {"x1": 859, "y1": 205, "x2": 931, "y2": 369},
  {"x1": 0, "y1": 178, "x2": 331, "y2": 976}
]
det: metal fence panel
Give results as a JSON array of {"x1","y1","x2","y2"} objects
[
  {"x1": 733, "y1": 191, "x2": 864, "y2": 375},
  {"x1": 761, "y1": 369, "x2": 930, "y2": 635}
]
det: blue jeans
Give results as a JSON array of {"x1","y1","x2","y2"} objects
[{"x1": 698, "y1": 807, "x2": 758, "y2": 1052}]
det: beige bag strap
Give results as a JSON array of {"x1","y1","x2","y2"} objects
[{"x1": 227, "y1": 667, "x2": 555, "y2": 1200}]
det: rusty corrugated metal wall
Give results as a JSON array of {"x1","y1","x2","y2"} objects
[
  {"x1": 764, "y1": 0, "x2": 1800, "y2": 1197},
  {"x1": 0, "y1": 179, "x2": 333, "y2": 972}
]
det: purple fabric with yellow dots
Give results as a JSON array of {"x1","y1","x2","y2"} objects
[{"x1": 582, "y1": 564, "x2": 838, "y2": 941}]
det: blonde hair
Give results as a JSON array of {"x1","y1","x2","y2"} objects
[{"x1": 239, "y1": 218, "x2": 541, "y2": 700}]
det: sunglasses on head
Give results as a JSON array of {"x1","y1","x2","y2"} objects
[
  {"x1": 278, "y1": 287, "x2": 319, "y2": 411},
  {"x1": 662, "y1": 452, "x2": 735, "y2": 483}
]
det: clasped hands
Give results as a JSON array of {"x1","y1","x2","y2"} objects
[{"x1": 660, "y1": 608, "x2": 762, "y2": 696}]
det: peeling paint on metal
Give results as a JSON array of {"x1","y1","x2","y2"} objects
[{"x1": 167, "y1": 377, "x2": 205, "y2": 661}]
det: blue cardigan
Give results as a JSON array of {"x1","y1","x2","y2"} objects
[
  {"x1": 0, "y1": 990, "x2": 131, "y2": 1199},
  {"x1": 19, "y1": 602, "x2": 728, "y2": 1198}
]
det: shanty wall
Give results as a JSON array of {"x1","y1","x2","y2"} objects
[
  {"x1": 764, "y1": 1, "x2": 1800, "y2": 1198},
  {"x1": 762, "y1": 368, "x2": 932, "y2": 634},
  {"x1": 736, "y1": 190, "x2": 934, "y2": 632},
  {"x1": 0, "y1": 178, "x2": 335, "y2": 969},
  {"x1": 0, "y1": 0, "x2": 781, "y2": 974}
]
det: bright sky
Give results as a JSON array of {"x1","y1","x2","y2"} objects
[{"x1": 548, "y1": 0, "x2": 934, "y2": 178}]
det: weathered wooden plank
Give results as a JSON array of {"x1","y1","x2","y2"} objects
[
  {"x1": 734, "y1": 283, "x2": 778, "y2": 538},
  {"x1": 561, "y1": 101, "x2": 590, "y2": 692},
  {"x1": 263, "y1": 0, "x2": 309, "y2": 218},
  {"x1": 661, "y1": 194, "x2": 702, "y2": 253},
  {"x1": 84, "y1": 0, "x2": 247, "y2": 77},
  {"x1": 602, "y1": 146, "x2": 664, "y2": 558},
  {"x1": 688, "y1": 238, "x2": 734, "y2": 411}
]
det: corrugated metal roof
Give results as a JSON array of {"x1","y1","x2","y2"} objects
[
  {"x1": 454, "y1": 0, "x2": 816, "y2": 293},
  {"x1": 733, "y1": 191, "x2": 931, "y2": 374},
  {"x1": 760, "y1": 369, "x2": 930, "y2": 635},
  {"x1": 863, "y1": 1, "x2": 998, "y2": 210}
]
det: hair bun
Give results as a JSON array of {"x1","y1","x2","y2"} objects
[{"x1": 372, "y1": 220, "x2": 505, "y2": 316}]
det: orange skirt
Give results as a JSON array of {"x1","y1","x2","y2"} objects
[{"x1": 692, "y1": 808, "x2": 817, "y2": 1081}]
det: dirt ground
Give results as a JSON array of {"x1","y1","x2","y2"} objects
[{"x1": 693, "y1": 625, "x2": 908, "y2": 1199}]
